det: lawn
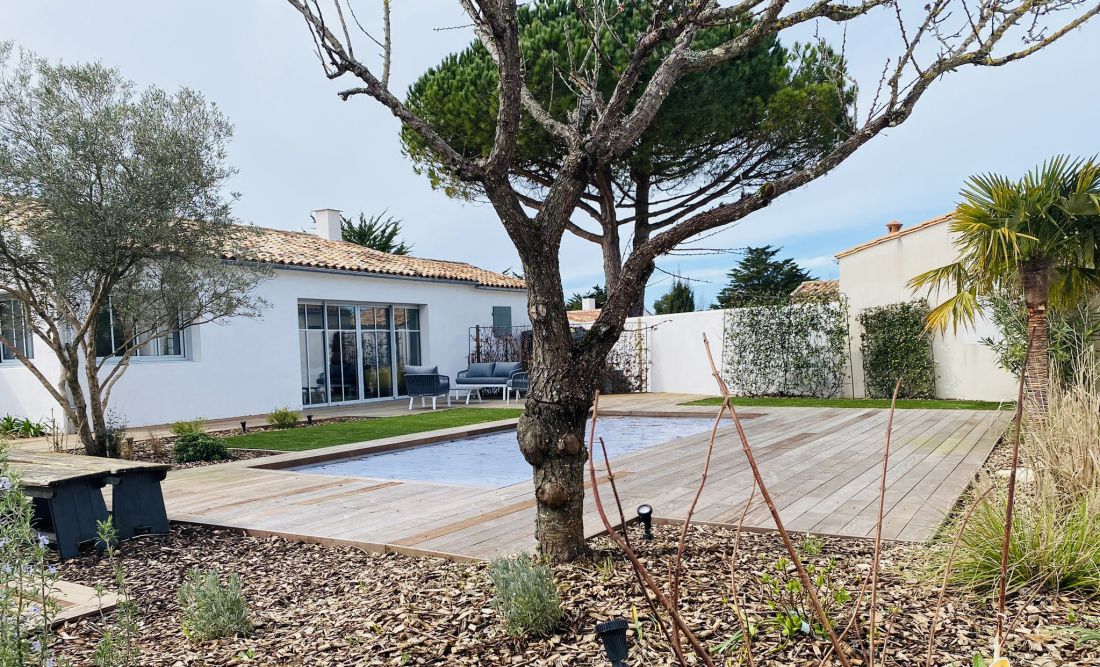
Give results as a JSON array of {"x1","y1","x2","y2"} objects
[
  {"x1": 681, "y1": 396, "x2": 1011, "y2": 410},
  {"x1": 225, "y1": 407, "x2": 523, "y2": 451}
]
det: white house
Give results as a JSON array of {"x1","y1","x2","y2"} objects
[
  {"x1": 0, "y1": 209, "x2": 529, "y2": 428},
  {"x1": 836, "y1": 214, "x2": 1015, "y2": 401}
]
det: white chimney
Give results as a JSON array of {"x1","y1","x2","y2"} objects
[
  {"x1": 312, "y1": 208, "x2": 343, "y2": 241},
  {"x1": 581, "y1": 297, "x2": 597, "y2": 311}
]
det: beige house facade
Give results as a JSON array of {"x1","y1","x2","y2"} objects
[{"x1": 836, "y1": 214, "x2": 1016, "y2": 402}]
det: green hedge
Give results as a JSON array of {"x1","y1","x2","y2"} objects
[{"x1": 857, "y1": 299, "x2": 936, "y2": 399}]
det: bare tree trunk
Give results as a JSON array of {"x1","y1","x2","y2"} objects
[
  {"x1": 1020, "y1": 261, "x2": 1052, "y2": 420},
  {"x1": 516, "y1": 253, "x2": 601, "y2": 561},
  {"x1": 1023, "y1": 304, "x2": 1049, "y2": 413},
  {"x1": 59, "y1": 350, "x2": 101, "y2": 456}
]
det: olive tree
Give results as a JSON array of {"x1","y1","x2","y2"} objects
[
  {"x1": 0, "y1": 45, "x2": 269, "y2": 457},
  {"x1": 288, "y1": 0, "x2": 1099, "y2": 561}
]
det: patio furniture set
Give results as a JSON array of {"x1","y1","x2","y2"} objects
[{"x1": 405, "y1": 361, "x2": 529, "y2": 409}]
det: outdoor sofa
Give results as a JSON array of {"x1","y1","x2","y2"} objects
[{"x1": 455, "y1": 361, "x2": 528, "y2": 404}]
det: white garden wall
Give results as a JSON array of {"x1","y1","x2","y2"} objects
[
  {"x1": 838, "y1": 219, "x2": 1016, "y2": 402},
  {"x1": 0, "y1": 267, "x2": 528, "y2": 428}
]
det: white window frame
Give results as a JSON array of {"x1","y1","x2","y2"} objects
[
  {"x1": 0, "y1": 297, "x2": 33, "y2": 364},
  {"x1": 96, "y1": 300, "x2": 190, "y2": 363}
]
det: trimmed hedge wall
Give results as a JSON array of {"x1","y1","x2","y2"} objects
[{"x1": 857, "y1": 299, "x2": 936, "y2": 399}]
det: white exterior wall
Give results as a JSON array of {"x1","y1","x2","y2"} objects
[
  {"x1": 0, "y1": 268, "x2": 528, "y2": 427},
  {"x1": 838, "y1": 222, "x2": 1016, "y2": 401},
  {"x1": 632, "y1": 310, "x2": 726, "y2": 395},
  {"x1": 568, "y1": 310, "x2": 726, "y2": 395}
]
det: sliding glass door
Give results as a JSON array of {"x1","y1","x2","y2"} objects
[
  {"x1": 299, "y1": 301, "x2": 420, "y2": 407},
  {"x1": 359, "y1": 306, "x2": 392, "y2": 400}
]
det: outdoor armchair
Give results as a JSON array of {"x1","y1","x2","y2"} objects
[
  {"x1": 506, "y1": 371, "x2": 529, "y2": 404},
  {"x1": 404, "y1": 365, "x2": 451, "y2": 410}
]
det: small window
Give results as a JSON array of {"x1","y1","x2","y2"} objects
[
  {"x1": 0, "y1": 298, "x2": 33, "y2": 362},
  {"x1": 492, "y1": 306, "x2": 512, "y2": 335}
]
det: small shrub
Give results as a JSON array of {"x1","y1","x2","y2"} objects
[
  {"x1": 178, "y1": 568, "x2": 252, "y2": 641},
  {"x1": 756, "y1": 538, "x2": 850, "y2": 645},
  {"x1": 266, "y1": 407, "x2": 299, "y2": 430},
  {"x1": 0, "y1": 415, "x2": 47, "y2": 438},
  {"x1": 170, "y1": 418, "x2": 207, "y2": 437},
  {"x1": 173, "y1": 433, "x2": 230, "y2": 464},
  {"x1": 489, "y1": 556, "x2": 562, "y2": 637}
]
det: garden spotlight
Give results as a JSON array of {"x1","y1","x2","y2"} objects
[
  {"x1": 637, "y1": 504, "x2": 653, "y2": 540},
  {"x1": 595, "y1": 618, "x2": 629, "y2": 666}
]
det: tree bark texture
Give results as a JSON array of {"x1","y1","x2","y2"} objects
[{"x1": 1021, "y1": 260, "x2": 1052, "y2": 419}]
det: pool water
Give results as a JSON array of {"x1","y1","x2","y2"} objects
[{"x1": 292, "y1": 416, "x2": 716, "y2": 488}]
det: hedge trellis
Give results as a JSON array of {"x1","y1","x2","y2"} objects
[
  {"x1": 721, "y1": 294, "x2": 849, "y2": 398},
  {"x1": 857, "y1": 299, "x2": 936, "y2": 399}
]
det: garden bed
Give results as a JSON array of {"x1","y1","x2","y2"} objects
[{"x1": 52, "y1": 523, "x2": 1097, "y2": 666}]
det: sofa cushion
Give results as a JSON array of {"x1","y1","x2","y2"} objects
[
  {"x1": 493, "y1": 361, "x2": 522, "y2": 378},
  {"x1": 404, "y1": 365, "x2": 438, "y2": 375},
  {"x1": 465, "y1": 362, "x2": 496, "y2": 378}
]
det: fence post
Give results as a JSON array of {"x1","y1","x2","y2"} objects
[{"x1": 475, "y1": 324, "x2": 481, "y2": 363}]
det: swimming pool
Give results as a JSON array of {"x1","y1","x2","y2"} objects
[{"x1": 291, "y1": 415, "x2": 716, "y2": 487}]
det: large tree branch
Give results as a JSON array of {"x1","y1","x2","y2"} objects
[{"x1": 289, "y1": 0, "x2": 484, "y2": 182}]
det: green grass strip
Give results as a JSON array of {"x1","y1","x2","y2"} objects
[
  {"x1": 225, "y1": 407, "x2": 523, "y2": 451},
  {"x1": 680, "y1": 396, "x2": 1010, "y2": 410}
]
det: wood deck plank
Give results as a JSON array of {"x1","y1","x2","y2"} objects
[{"x1": 149, "y1": 395, "x2": 1007, "y2": 560}]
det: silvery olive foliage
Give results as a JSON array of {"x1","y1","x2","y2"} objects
[
  {"x1": 0, "y1": 44, "x2": 270, "y2": 456},
  {"x1": 722, "y1": 295, "x2": 849, "y2": 398}
]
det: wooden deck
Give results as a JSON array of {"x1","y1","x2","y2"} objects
[{"x1": 160, "y1": 394, "x2": 1010, "y2": 560}]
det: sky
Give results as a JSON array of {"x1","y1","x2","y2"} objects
[{"x1": 3, "y1": 2, "x2": 1098, "y2": 309}]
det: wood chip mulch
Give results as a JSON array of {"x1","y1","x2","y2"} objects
[{"x1": 52, "y1": 523, "x2": 1100, "y2": 666}]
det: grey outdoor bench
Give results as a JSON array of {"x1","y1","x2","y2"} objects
[{"x1": 8, "y1": 451, "x2": 170, "y2": 559}]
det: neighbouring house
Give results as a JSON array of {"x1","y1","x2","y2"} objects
[
  {"x1": 836, "y1": 214, "x2": 1015, "y2": 401},
  {"x1": 566, "y1": 296, "x2": 601, "y2": 326},
  {"x1": 0, "y1": 209, "x2": 529, "y2": 427},
  {"x1": 791, "y1": 279, "x2": 839, "y2": 300}
]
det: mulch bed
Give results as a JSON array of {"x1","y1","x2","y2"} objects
[
  {"x1": 122, "y1": 439, "x2": 273, "y2": 470},
  {"x1": 53, "y1": 523, "x2": 1099, "y2": 666}
]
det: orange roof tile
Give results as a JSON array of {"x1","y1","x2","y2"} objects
[
  {"x1": 835, "y1": 213, "x2": 954, "y2": 259},
  {"x1": 223, "y1": 225, "x2": 525, "y2": 290},
  {"x1": 791, "y1": 279, "x2": 839, "y2": 298},
  {"x1": 566, "y1": 308, "x2": 601, "y2": 324}
]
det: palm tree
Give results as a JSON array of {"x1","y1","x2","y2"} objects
[{"x1": 909, "y1": 156, "x2": 1100, "y2": 413}]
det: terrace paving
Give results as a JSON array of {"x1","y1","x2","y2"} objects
[{"x1": 159, "y1": 393, "x2": 1010, "y2": 560}]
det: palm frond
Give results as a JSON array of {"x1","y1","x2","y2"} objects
[
  {"x1": 908, "y1": 261, "x2": 970, "y2": 293},
  {"x1": 924, "y1": 290, "x2": 981, "y2": 334}
]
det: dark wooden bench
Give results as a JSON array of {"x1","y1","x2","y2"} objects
[{"x1": 6, "y1": 451, "x2": 170, "y2": 559}]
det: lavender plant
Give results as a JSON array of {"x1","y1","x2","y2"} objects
[{"x1": 0, "y1": 441, "x2": 62, "y2": 667}]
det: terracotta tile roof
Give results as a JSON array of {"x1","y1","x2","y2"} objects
[
  {"x1": 790, "y1": 279, "x2": 839, "y2": 299},
  {"x1": 835, "y1": 213, "x2": 954, "y2": 259},
  {"x1": 567, "y1": 308, "x2": 601, "y2": 324},
  {"x1": 222, "y1": 225, "x2": 526, "y2": 290}
]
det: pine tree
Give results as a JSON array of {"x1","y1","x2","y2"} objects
[
  {"x1": 712, "y1": 246, "x2": 813, "y2": 308},
  {"x1": 653, "y1": 279, "x2": 696, "y2": 314},
  {"x1": 340, "y1": 212, "x2": 412, "y2": 255}
]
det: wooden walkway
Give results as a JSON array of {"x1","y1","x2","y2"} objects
[{"x1": 162, "y1": 395, "x2": 1010, "y2": 560}]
